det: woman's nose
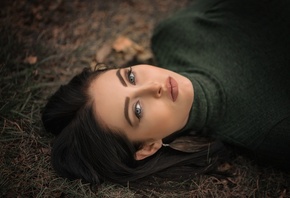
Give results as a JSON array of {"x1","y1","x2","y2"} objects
[{"x1": 134, "y1": 82, "x2": 162, "y2": 98}]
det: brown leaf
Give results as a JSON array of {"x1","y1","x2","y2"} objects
[
  {"x1": 168, "y1": 136, "x2": 211, "y2": 153},
  {"x1": 24, "y1": 56, "x2": 37, "y2": 64},
  {"x1": 96, "y1": 42, "x2": 112, "y2": 62},
  {"x1": 112, "y1": 36, "x2": 134, "y2": 52},
  {"x1": 112, "y1": 36, "x2": 145, "y2": 62},
  {"x1": 137, "y1": 50, "x2": 153, "y2": 62},
  {"x1": 218, "y1": 162, "x2": 233, "y2": 172},
  {"x1": 40, "y1": 147, "x2": 51, "y2": 155},
  {"x1": 279, "y1": 189, "x2": 287, "y2": 198}
]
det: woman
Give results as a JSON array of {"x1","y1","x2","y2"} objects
[{"x1": 42, "y1": 0, "x2": 290, "y2": 185}]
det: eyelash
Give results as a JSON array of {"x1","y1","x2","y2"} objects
[
  {"x1": 134, "y1": 101, "x2": 142, "y2": 120},
  {"x1": 127, "y1": 67, "x2": 136, "y2": 85}
]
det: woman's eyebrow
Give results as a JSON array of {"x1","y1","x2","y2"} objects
[
  {"x1": 124, "y1": 97, "x2": 133, "y2": 127},
  {"x1": 116, "y1": 69, "x2": 127, "y2": 87}
]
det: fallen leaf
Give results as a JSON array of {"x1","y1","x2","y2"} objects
[
  {"x1": 218, "y1": 162, "x2": 233, "y2": 172},
  {"x1": 112, "y1": 36, "x2": 145, "y2": 62},
  {"x1": 136, "y1": 50, "x2": 153, "y2": 62},
  {"x1": 40, "y1": 147, "x2": 51, "y2": 155},
  {"x1": 24, "y1": 56, "x2": 37, "y2": 64},
  {"x1": 96, "y1": 42, "x2": 112, "y2": 62},
  {"x1": 113, "y1": 36, "x2": 134, "y2": 52},
  {"x1": 279, "y1": 189, "x2": 287, "y2": 198},
  {"x1": 90, "y1": 60, "x2": 97, "y2": 70}
]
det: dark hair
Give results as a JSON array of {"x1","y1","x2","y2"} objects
[{"x1": 42, "y1": 67, "x2": 227, "y2": 185}]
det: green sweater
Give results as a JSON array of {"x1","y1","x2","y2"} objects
[{"x1": 152, "y1": 0, "x2": 290, "y2": 169}]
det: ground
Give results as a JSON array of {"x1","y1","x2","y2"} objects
[{"x1": 0, "y1": 0, "x2": 289, "y2": 197}]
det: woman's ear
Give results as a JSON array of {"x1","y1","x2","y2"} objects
[{"x1": 135, "y1": 140, "x2": 162, "y2": 161}]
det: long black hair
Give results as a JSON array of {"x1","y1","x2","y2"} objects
[{"x1": 42, "y1": 67, "x2": 228, "y2": 185}]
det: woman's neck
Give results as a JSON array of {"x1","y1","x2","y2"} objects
[{"x1": 163, "y1": 69, "x2": 226, "y2": 143}]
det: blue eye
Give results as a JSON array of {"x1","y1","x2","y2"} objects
[
  {"x1": 135, "y1": 101, "x2": 142, "y2": 120},
  {"x1": 127, "y1": 67, "x2": 136, "y2": 85}
]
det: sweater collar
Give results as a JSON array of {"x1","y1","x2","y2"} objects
[{"x1": 163, "y1": 70, "x2": 225, "y2": 143}]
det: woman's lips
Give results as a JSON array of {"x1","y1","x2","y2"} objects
[{"x1": 167, "y1": 76, "x2": 179, "y2": 102}]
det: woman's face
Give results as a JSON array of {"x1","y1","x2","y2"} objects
[{"x1": 89, "y1": 65, "x2": 194, "y2": 143}]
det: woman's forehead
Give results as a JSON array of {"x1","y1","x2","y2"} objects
[{"x1": 89, "y1": 69, "x2": 128, "y2": 131}]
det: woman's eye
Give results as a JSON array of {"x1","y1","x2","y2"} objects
[
  {"x1": 127, "y1": 67, "x2": 136, "y2": 85},
  {"x1": 134, "y1": 101, "x2": 142, "y2": 120}
]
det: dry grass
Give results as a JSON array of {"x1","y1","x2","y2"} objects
[{"x1": 0, "y1": 0, "x2": 289, "y2": 197}]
